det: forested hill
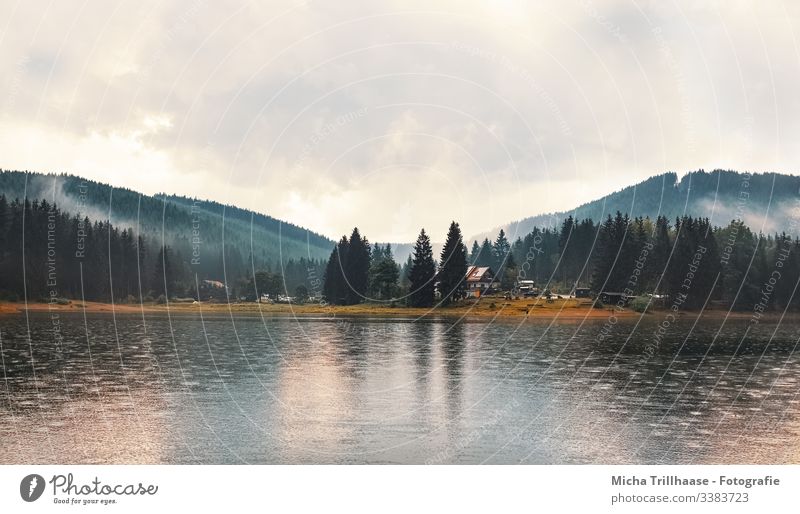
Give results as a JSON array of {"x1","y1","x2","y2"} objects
[
  {"x1": 476, "y1": 170, "x2": 800, "y2": 242},
  {"x1": 0, "y1": 169, "x2": 335, "y2": 272}
]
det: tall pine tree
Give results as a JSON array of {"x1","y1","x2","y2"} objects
[
  {"x1": 438, "y1": 221, "x2": 467, "y2": 304},
  {"x1": 344, "y1": 227, "x2": 370, "y2": 305},
  {"x1": 323, "y1": 236, "x2": 349, "y2": 305},
  {"x1": 408, "y1": 228, "x2": 436, "y2": 307}
]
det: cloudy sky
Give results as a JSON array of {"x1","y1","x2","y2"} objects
[{"x1": 1, "y1": 0, "x2": 799, "y2": 242}]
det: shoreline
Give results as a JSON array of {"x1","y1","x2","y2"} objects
[
  {"x1": 0, "y1": 298, "x2": 789, "y2": 322},
  {"x1": 0, "y1": 298, "x2": 624, "y2": 320}
]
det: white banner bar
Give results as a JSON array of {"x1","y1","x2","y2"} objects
[{"x1": 1, "y1": 465, "x2": 796, "y2": 513}]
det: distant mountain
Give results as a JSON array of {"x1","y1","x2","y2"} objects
[
  {"x1": 383, "y1": 242, "x2": 444, "y2": 267},
  {"x1": 0, "y1": 170, "x2": 335, "y2": 271},
  {"x1": 471, "y1": 169, "x2": 800, "y2": 244},
  {"x1": 7, "y1": 168, "x2": 797, "y2": 270}
]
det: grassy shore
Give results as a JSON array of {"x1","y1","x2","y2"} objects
[
  {"x1": 0, "y1": 297, "x2": 641, "y2": 320},
  {"x1": 0, "y1": 296, "x2": 782, "y2": 321}
]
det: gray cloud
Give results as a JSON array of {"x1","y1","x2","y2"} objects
[{"x1": 1, "y1": 0, "x2": 799, "y2": 243}]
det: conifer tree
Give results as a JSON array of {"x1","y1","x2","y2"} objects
[
  {"x1": 344, "y1": 227, "x2": 370, "y2": 305},
  {"x1": 492, "y1": 229, "x2": 511, "y2": 271},
  {"x1": 323, "y1": 236, "x2": 349, "y2": 305},
  {"x1": 369, "y1": 244, "x2": 399, "y2": 300},
  {"x1": 477, "y1": 238, "x2": 493, "y2": 267},
  {"x1": 438, "y1": 221, "x2": 467, "y2": 304},
  {"x1": 408, "y1": 228, "x2": 436, "y2": 307},
  {"x1": 469, "y1": 240, "x2": 480, "y2": 263},
  {"x1": 400, "y1": 253, "x2": 413, "y2": 289},
  {"x1": 152, "y1": 245, "x2": 174, "y2": 299}
]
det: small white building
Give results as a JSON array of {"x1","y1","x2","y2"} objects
[{"x1": 517, "y1": 279, "x2": 538, "y2": 297}]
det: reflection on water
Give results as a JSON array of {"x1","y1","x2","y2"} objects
[{"x1": 1, "y1": 311, "x2": 800, "y2": 464}]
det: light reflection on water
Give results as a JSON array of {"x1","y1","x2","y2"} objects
[{"x1": 1, "y1": 312, "x2": 799, "y2": 464}]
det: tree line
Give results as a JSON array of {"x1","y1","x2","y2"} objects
[
  {"x1": 0, "y1": 195, "x2": 324, "y2": 302},
  {"x1": 322, "y1": 221, "x2": 513, "y2": 307},
  {"x1": 550, "y1": 213, "x2": 800, "y2": 311},
  {"x1": 0, "y1": 170, "x2": 335, "y2": 269},
  {"x1": 3, "y1": 192, "x2": 800, "y2": 313},
  {"x1": 321, "y1": 213, "x2": 800, "y2": 312}
]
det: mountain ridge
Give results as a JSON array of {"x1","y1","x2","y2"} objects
[
  {"x1": 468, "y1": 169, "x2": 800, "y2": 246},
  {"x1": 0, "y1": 169, "x2": 336, "y2": 271},
  {"x1": 5, "y1": 168, "x2": 799, "y2": 267}
]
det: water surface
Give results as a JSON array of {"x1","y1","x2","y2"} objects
[{"x1": 1, "y1": 311, "x2": 799, "y2": 464}]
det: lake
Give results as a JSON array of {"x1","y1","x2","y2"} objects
[{"x1": 1, "y1": 311, "x2": 799, "y2": 464}]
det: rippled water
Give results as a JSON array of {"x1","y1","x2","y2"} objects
[{"x1": 1, "y1": 311, "x2": 799, "y2": 464}]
